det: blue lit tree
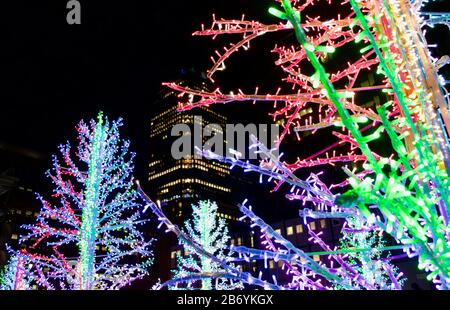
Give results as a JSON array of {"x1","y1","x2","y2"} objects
[
  {"x1": 19, "y1": 112, "x2": 153, "y2": 290},
  {"x1": 170, "y1": 200, "x2": 243, "y2": 290}
]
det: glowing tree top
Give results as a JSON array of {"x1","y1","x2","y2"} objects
[
  {"x1": 165, "y1": 0, "x2": 450, "y2": 289},
  {"x1": 19, "y1": 112, "x2": 153, "y2": 290}
]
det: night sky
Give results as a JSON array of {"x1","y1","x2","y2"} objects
[
  {"x1": 1, "y1": 1, "x2": 276, "y2": 180},
  {"x1": 1, "y1": 0, "x2": 297, "y2": 220},
  {"x1": 1, "y1": 1, "x2": 449, "y2": 217}
]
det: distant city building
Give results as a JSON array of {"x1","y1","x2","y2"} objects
[
  {"x1": 146, "y1": 70, "x2": 253, "y2": 283},
  {"x1": 259, "y1": 217, "x2": 341, "y2": 285},
  {"x1": 0, "y1": 145, "x2": 45, "y2": 266},
  {"x1": 147, "y1": 72, "x2": 239, "y2": 222}
]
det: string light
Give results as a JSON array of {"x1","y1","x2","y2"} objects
[{"x1": 165, "y1": 0, "x2": 450, "y2": 289}]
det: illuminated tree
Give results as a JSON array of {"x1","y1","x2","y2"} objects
[
  {"x1": 137, "y1": 186, "x2": 281, "y2": 290},
  {"x1": 169, "y1": 200, "x2": 242, "y2": 290},
  {"x1": 335, "y1": 216, "x2": 406, "y2": 290},
  {"x1": 164, "y1": 0, "x2": 450, "y2": 289},
  {"x1": 0, "y1": 254, "x2": 32, "y2": 290},
  {"x1": 19, "y1": 112, "x2": 153, "y2": 290}
]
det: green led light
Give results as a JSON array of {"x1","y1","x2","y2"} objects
[
  {"x1": 337, "y1": 91, "x2": 355, "y2": 99},
  {"x1": 355, "y1": 31, "x2": 367, "y2": 43},
  {"x1": 360, "y1": 45, "x2": 372, "y2": 54},
  {"x1": 355, "y1": 116, "x2": 369, "y2": 123},
  {"x1": 304, "y1": 42, "x2": 315, "y2": 52},
  {"x1": 268, "y1": 7, "x2": 287, "y2": 20},
  {"x1": 315, "y1": 45, "x2": 336, "y2": 54}
]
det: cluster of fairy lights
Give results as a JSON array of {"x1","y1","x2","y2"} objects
[
  {"x1": 162, "y1": 0, "x2": 450, "y2": 290},
  {"x1": 11, "y1": 113, "x2": 153, "y2": 290}
]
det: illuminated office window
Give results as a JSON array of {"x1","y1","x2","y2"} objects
[
  {"x1": 287, "y1": 226, "x2": 294, "y2": 236},
  {"x1": 296, "y1": 224, "x2": 303, "y2": 234}
]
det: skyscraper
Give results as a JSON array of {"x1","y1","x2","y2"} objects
[{"x1": 147, "y1": 72, "x2": 238, "y2": 222}]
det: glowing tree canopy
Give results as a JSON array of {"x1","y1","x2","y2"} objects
[
  {"x1": 19, "y1": 112, "x2": 153, "y2": 290},
  {"x1": 0, "y1": 254, "x2": 31, "y2": 290},
  {"x1": 168, "y1": 200, "x2": 243, "y2": 290},
  {"x1": 335, "y1": 216, "x2": 406, "y2": 289},
  {"x1": 164, "y1": 0, "x2": 450, "y2": 289}
]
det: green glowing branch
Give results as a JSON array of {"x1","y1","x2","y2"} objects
[{"x1": 273, "y1": 0, "x2": 450, "y2": 288}]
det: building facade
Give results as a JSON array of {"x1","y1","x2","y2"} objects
[
  {"x1": 147, "y1": 76, "x2": 238, "y2": 222},
  {"x1": 146, "y1": 73, "x2": 251, "y2": 283},
  {"x1": 0, "y1": 146, "x2": 44, "y2": 267}
]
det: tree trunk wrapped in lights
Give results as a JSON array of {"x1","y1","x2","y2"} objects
[
  {"x1": 18, "y1": 112, "x2": 153, "y2": 290},
  {"x1": 165, "y1": 0, "x2": 450, "y2": 289}
]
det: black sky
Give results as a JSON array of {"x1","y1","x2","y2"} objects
[
  {"x1": 1, "y1": 1, "x2": 276, "y2": 178},
  {"x1": 1, "y1": 1, "x2": 449, "y2": 218}
]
